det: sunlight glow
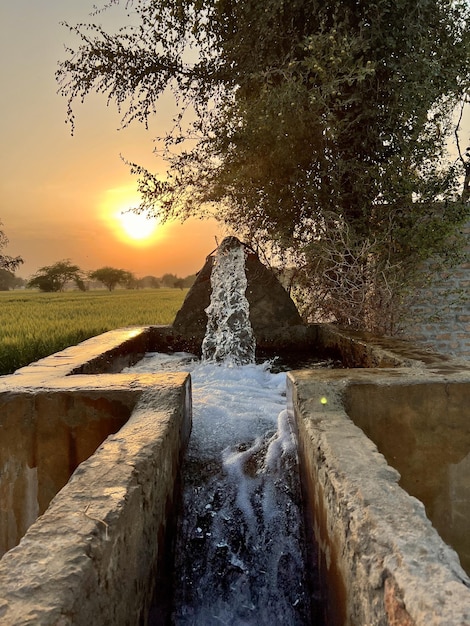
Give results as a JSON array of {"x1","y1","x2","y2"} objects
[
  {"x1": 100, "y1": 185, "x2": 163, "y2": 247},
  {"x1": 116, "y1": 210, "x2": 158, "y2": 240}
]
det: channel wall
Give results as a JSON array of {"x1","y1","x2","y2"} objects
[{"x1": 0, "y1": 327, "x2": 191, "y2": 625}]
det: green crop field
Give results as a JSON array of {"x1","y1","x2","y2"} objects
[{"x1": 0, "y1": 288, "x2": 187, "y2": 375}]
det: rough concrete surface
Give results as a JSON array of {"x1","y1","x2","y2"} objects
[
  {"x1": 288, "y1": 369, "x2": 470, "y2": 626},
  {"x1": 0, "y1": 327, "x2": 192, "y2": 625},
  {"x1": 0, "y1": 380, "x2": 191, "y2": 626}
]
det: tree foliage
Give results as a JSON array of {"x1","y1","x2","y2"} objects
[
  {"x1": 0, "y1": 221, "x2": 23, "y2": 273},
  {"x1": 138, "y1": 275, "x2": 161, "y2": 288},
  {"x1": 58, "y1": 0, "x2": 470, "y2": 333},
  {"x1": 0, "y1": 269, "x2": 24, "y2": 291},
  {"x1": 28, "y1": 260, "x2": 85, "y2": 292},
  {"x1": 159, "y1": 272, "x2": 193, "y2": 288},
  {"x1": 89, "y1": 266, "x2": 135, "y2": 290}
]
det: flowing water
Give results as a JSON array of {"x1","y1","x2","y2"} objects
[
  {"x1": 135, "y1": 355, "x2": 313, "y2": 624},
  {"x1": 130, "y1": 239, "x2": 316, "y2": 624},
  {"x1": 201, "y1": 238, "x2": 256, "y2": 366}
]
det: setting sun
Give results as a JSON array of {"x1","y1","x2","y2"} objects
[
  {"x1": 116, "y1": 210, "x2": 159, "y2": 241},
  {"x1": 99, "y1": 185, "x2": 164, "y2": 247}
]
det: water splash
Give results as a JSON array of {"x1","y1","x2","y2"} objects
[
  {"x1": 131, "y1": 238, "x2": 316, "y2": 624},
  {"x1": 169, "y1": 238, "x2": 312, "y2": 623},
  {"x1": 202, "y1": 237, "x2": 256, "y2": 366},
  {"x1": 169, "y1": 360, "x2": 312, "y2": 625}
]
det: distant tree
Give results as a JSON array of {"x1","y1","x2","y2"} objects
[
  {"x1": 123, "y1": 271, "x2": 138, "y2": 289},
  {"x1": 13, "y1": 275, "x2": 25, "y2": 289},
  {"x1": 159, "y1": 273, "x2": 195, "y2": 289},
  {"x1": 0, "y1": 222, "x2": 22, "y2": 272},
  {"x1": 0, "y1": 269, "x2": 24, "y2": 291},
  {"x1": 182, "y1": 274, "x2": 196, "y2": 288},
  {"x1": 28, "y1": 260, "x2": 84, "y2": 292},
  {"x1": 89, "y1": 266, "x2": 135, "y2": 291},
  {"x1": 138, "y1": 275, "x2": 161, "y2": 289},
  {"x1": 75, "y1": 277, "x2": 88, "y2": 292},
  {"x1": 160, "y1": 273, "x2": 179, "y2": 288}
]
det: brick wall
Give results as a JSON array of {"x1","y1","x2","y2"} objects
[{"x1": 402, "y1": 223, "x2": 470, "y2": 359}]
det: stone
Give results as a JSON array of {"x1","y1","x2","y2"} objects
[{"x1": 0, "y1": 361, "x2": 191, "y2": 625}]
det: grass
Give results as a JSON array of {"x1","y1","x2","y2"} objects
[{"x1": 0, "y1": 288, "x2": 187, "y2": 375}]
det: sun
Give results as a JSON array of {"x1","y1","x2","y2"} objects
[
  {"x1": 116, "y1": 210, "x2": 158, "y2": 241},
  {"x1": 99, "y1": 185, "x2": 164, "y2": 246}
]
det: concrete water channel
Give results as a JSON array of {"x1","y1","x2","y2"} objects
[{"x1": 0, "y1": 323, "x2": 469, "y2": 624}]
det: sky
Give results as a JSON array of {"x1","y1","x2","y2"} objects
[
  {"x1": 0, "y1": 1, "x2": 223, "y2": 280},
  {"x1": 1, "y1": 2, "x2": 469, "y2": 281}
]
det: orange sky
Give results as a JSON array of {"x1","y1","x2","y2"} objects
[
  {"x1": 0, "y1": 1, "x2": 223, "y2": 280},
  {"x1": 1, "y1": 2, "x2": 469, "y2": 280}
]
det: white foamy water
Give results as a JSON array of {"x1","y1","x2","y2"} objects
[
  {"x1": 202, "y1": 239, "x2": 256, "y2": 366},
  {"x1": 129, "y1": 239, "x2": 312, "y2": 623},
  {"x1": 128, "y1": 353, "x2": 311, "y2": 624}
]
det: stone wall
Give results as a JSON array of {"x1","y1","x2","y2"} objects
[
  {"x1": 402, "y1": 222, "x2": 470, "y2": 359},
  {"x1": 0, "y1": 387, "x2": 135, "y2": 556},
  {"x1": 0, "y1": 383, "x2": 191, "y2": 625}
]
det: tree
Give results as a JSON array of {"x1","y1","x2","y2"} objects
[
  {"x1": 138, "y1": 275, "x2": 161, "y2": 289},
  {"x1": 0, "y1": 221, "x2": 22, "y2": 272},
  {"x1": 89, "y1": 266, "x2": 135, "y2": 291},
  {"x1": 28, "y1": 260, "x2": 84, "y2": 292},
  {"x1": 0, "y1": 269, "x2": 24, "y2": 291},
  {"x1": 160, "y1": 273, "x2": 179, "y2": 288},
  {"x1": 182, "y1": 274, "x2": 196, "y2": 288},
  {"x1": 57, "y1": 0, "x2": 470, "y2": 333}
]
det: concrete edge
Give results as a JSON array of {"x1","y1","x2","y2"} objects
[
  {"x1": 0, "y1": 376, "x2": 191, "y2": 626},
  {"x1": 287, "y1": 371, "x2": 470, "y2": 626},
  {"x1": 315, "y1": 324, "x2": 470, "y2": 371},
  {"x1": 4, "y1": 327, "x2": 152, "y2": 384}
]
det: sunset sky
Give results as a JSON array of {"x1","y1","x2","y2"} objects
[
  {"x1": 1, "y1": 2, "x2": 469, "y2": 281},
  {"x1": 0, "y1": 1, "x2": 223, "y2": 280}
]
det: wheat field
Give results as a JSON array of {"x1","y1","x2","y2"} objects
[{"x1": 0, "y1": 289, "x2": 187, "y2": 375}]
